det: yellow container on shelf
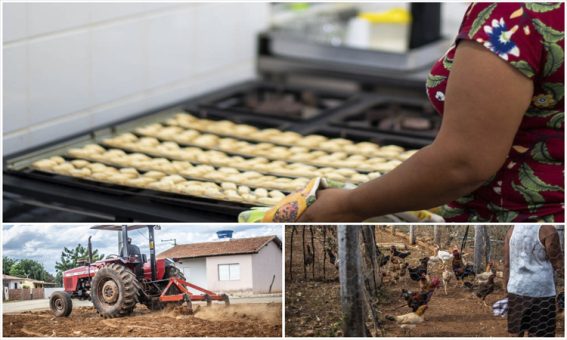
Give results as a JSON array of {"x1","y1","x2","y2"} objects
[{"x1": 358, "y1": 8, "x2": 411, "y2": 53}]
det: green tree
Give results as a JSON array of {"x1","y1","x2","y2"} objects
[
  {"x1": 3, "y1": 256, "x2": 16, "y2": 274},
  {"x1": 54, "y1": 243, "x2": 104, "y2": 285},
  {"x1": 9, "y1": 259, "x2": 52, "y2": 282}
]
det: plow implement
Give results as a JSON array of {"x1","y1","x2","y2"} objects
[{"x1": 158, "y1": 277, "x2": 230, "y2": 314}]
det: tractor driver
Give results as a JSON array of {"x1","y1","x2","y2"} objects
[{"x1": 122, "y1": 237, "x2": 142, "y2": 259}]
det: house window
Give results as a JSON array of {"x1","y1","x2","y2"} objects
[{"x1": 218, "y1": 264, "x2": 240, "y2": 281}]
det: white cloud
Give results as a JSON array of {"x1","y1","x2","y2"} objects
[{"x1": 2, "y1": 224, "x2": 282, "y2": 275}]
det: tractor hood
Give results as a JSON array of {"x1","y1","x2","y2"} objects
[{"x1": 63, "y1": 264, "x2": 99, "y2": 278}]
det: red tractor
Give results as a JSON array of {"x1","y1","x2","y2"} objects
[{"x1": 50, "y1": 225, "x2": 229, "y2": 318}]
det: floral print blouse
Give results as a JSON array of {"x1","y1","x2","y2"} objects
[{"x1": 427, "y1": 2, "x2": 564, "y2": 222}]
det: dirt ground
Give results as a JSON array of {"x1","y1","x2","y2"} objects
[
  {"x1": 285, "y1": 226, "x2": 343, "y2": 337},
  {"x1": 285, "y1": 225, "x2": 565, "y2": 337},
  {"x1": 3, "y1": 303, "x2": 282, "y2": 337},
  {"x1": 377, "y1": 227, "x2": 565, "y2": 337}
]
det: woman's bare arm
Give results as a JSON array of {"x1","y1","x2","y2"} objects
[
  {"x1": 540, "y1": 225, "x2": 564, "y2": 276},
  {"x1": 300, "y1": 41, "x2": 533, "y2": 222}
]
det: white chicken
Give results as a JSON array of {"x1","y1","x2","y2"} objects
[
  {"x1": 429, "y1": 244, "x2": 453, "y2": 268},
  {"x1": 386, "y1": 305, "x2": 428, "y2": 336}
]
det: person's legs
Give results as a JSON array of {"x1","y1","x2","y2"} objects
[
  {"x1": 527, "y1": 296, "x2": 556, "y2": 337},
  {"x1": 508, "y1": 293, "x2": 528, "y2": 336}
]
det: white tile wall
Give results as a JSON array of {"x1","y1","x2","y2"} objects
[
  {"x1": 3, "y1": 3, "x2": 270, "y2": 155},
  {"x1": 3, "y1": 3, "x2": 28, "y2": 43},
  {"x1": 91, "y1": 19, "x2": 148, "y2": 104},
  {"x1": 28, "y1": 31, "x2": 91, "y2": 125},
  {"x1": 3, "y1": 45, "x2": 27, "y2": 132},
  {"x1": 146, "y1": 8, "x2": 196, "y2": 88}
]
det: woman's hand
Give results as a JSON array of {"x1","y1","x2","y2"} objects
[{"x1": 298, "y1": 188, "x2": 362, "y2": 222}]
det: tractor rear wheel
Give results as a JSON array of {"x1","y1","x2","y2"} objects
[
  {"x1": 50, "y1": 291, "x2": 73, "y2": 317},
  {"x1": 91, "y1": 263, "x2": 141, "y2": 318}
]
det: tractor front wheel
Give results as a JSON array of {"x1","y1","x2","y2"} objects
[
  {"x1": 50, "y1": 291, "x2": 73, "y2": 317},
  {"x1": 91, "y1": 263, "x2": 140, "y2": 318}
]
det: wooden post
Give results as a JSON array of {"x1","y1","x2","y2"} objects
[
  {"x1": 289, "y1": 226, "x2": 295, "y2": 281},
  {"x1": 338, "y1": 225, "x2": 366, "y2": 337},
  {"x1": 361, "y1": 225, "x2": 379, "y2": 296},
  {"x1": 409, "y1": 225, "x2": 416, "y2": 245},
  {"x1": 310, "y1": 226, "x2": 315, "y2": 280},
  {"x1": 555, "y1": 225, "x2": 564, "y2": 250},
  {"x1": 391, "y1": 225, "x2": 396, "y2": 235},
  {"x1": 302, "y1": 226, "x2": 307, "y2": 280},
  {"x1": 323, "y1": 227, "x2": 327, "y2": 280},
  {"x1": 474, "y1": 225, "x2": 485, "y2": 273},
  {"x1": 482, "y1": 227, "x2": 491, "y2": 266},
  {"x1": 433, "y1": 225, "x2": 441, "y2": 245}
]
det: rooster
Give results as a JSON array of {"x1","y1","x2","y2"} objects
[
  {"x1": 452, "y1": 249, "x2": 475, "y2": 285},
  {"x1": 409, "y1": 257, "x2": 430, "y2": 281},
  {"x1": 386, "y1": 305, "x2": 428, "y2": 336},
  {"x1": 464, "y1": 273, "x2": 496, "y2": 307},
  {"x1": 402, "y1": 277, "x2": 440, "y2": 312},
  {"x1": 390, "y1": 245, "x2": 411, "y2": 260}
]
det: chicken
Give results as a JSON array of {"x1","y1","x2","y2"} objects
[
  {"x1": 399, "y1": 262, "x2": 410, "y2": 283},
  {"x1": 475, "y1": 262, "x2": 495, "y2": 284},
  {"x1": 441, "y1": 264, "x2": 454, "y2": 295},
  {"x1": 390, "y1": 245, "x2": 411, "y2": 259},
  {"x1": 304, "y1": 245, "x2": 314, "y2": 267},
  {"x1": 429, "y1": 244, "x2": 453, "y2": 265},
  {"x1": 464, "y1": 273, "x2": 496, "y2": 307},
  {"x1": 402, "y1": 277, "x2": 440, "y2": 312},
  {"x1": 385, "y1": 305, "x2": 428, "y2": 336},
  {"x1": 418, "y1": 273, "x2": 431, "y2": 292},
  {"x1": 409, "y1": 257, "x2": 429, "y2": 281},
  {"x1": 379, "y1": 255, "x2": 391, "y2": 267},
  {"x1": 452, "y1": 249, "x2": 475, "y2": 285},
  {"x1": 390, "y1": 257, "x2": 402, "y2": 272}
]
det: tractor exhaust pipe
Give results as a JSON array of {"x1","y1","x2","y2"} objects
[
  {"x1": 148, "y1": 225, "x2": 157, "y2": 281},
  {"x1": 121, "y1": 225, "x2": 129, "y2": 258},
  {"x1": 88, "y1": 236, "x2": 93, "y2": 263}
]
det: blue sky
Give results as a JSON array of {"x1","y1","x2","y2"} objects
[{"x1": 2, "y1": 224, "x2": 282, "y2": 275}]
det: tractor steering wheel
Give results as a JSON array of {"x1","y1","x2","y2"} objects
[{"x1": 105, "y1": 254, "x2": 120, "y2": 259}]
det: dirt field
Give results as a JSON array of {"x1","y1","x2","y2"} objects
[
  {"x1": 3, "y1": 303, "x2": 282, "y2": 337},
  {"x1": 285, "y1": 225, "x2": 565, "y2": 337}
]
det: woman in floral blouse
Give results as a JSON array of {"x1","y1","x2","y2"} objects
[{"x1": 300, "y1": 2, "x2": 564, "y2": 222}]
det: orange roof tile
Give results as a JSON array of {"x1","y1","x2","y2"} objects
[{"x1": 157, "y1": 235, "x2": 281, "y2": 259}]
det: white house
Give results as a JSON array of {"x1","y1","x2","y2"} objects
[
  {"x1": 157, "y1": 235, "x2": 282, "y2": 294},
  {"x1": 3, "y1": 274, "x2": 24, "y2": 289}
]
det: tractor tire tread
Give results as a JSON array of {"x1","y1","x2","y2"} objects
[{"x1": 92, "y1": 263, "x2": 140, "y2": 318}]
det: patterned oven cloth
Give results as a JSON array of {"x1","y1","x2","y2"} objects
[{"x1": 238, "y1": 177, "x2": 444, "y2": 223}]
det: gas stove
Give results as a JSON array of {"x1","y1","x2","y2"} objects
[
  {"x1": 331, "y1": 98, "x2": 440, "y2": 140},
  {"x1": 197, "y1": 82, "x2": 356, "y2": 121}
]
